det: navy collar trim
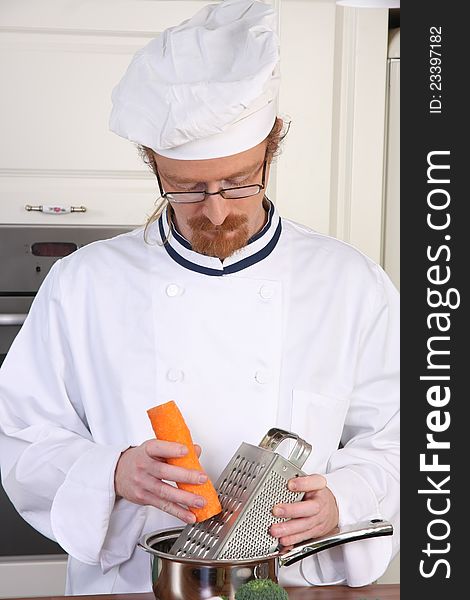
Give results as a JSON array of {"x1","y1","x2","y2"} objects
[
  {"x1": 158, "y1": 200, "x2": 281, "y2": 277},
  {"x1": 171, "y1": 222, "x2": 192, "y2": 250},
  {"x1": 247, "y1": 200, "x2": 275, "y2": 244}
]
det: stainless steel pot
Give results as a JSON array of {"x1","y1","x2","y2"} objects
[{"x1": 139, "y1": 519, "x2": 393, "y2": 600}]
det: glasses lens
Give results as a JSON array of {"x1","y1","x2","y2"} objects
[
  {"x1": 222, "y1": 185, "x2": 261, "y2": 199},
  {"x1": 166, "y1": 192, "x2": 205, "y2": 203}
]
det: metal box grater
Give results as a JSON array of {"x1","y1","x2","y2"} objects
[{"x1": 170, "y1": 428, "x2": 312, "y2": 560}]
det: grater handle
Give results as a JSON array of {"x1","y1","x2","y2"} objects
[
  {"x1": 278, "y1": 519, "x2": 393, "y2": 567},
  {"x1": 258, "y1": 428, "x2": 312, "y2": 469}
]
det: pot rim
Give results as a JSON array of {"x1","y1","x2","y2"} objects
[
  {"x1": 138, "y1": 519, "x2": 394, "y2": 568},
  {"x1": 138, "y1": 527, "x2": 282, "y2": 565}
]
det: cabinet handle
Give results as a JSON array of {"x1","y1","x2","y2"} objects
[{"x1": 25, "y1": 205, "x2": 87, "y2": 214}]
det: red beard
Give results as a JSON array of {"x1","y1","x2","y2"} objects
[{"x1": 187, "y1": 213, "x2": 250, "y2": 260}]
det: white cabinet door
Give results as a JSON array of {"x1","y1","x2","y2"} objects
[
  {"x1": 1, "y1": 0, "x2": 391, "y2": 260},
  {"x1": 0, "y1": 1, "x2": 212, "y2": 226}
]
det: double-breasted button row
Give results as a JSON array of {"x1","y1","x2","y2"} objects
[
  {"x1": 166, "y1": 368, "x2": 269, "y2": 385},
  {"x1": 165, "y1": 283, "x2": 275, "y2": 300}
]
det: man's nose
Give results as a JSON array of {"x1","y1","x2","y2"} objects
[{"x1": 202, "y1": 191, "x2": 232, "y2": 226}]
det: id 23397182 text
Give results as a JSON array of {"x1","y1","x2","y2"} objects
[{"x1": 429, "y1": 26, "x2": 443, "y2": 115}]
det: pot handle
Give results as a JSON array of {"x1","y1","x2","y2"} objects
[{"x1": 278, "y1": 519, "x2": 393, "y2": 567}]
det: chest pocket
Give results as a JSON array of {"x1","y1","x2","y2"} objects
[{"x1": 290, "y1": 390, "x2": 349, "y2": 474}]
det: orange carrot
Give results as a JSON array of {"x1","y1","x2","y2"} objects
[{"x1": 147, "y1": 400, "x2": 222, "y2": 522}]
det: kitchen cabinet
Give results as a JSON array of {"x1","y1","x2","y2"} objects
[{"x1": 0, "y1": 0, "x2": 394, "y2": 261}]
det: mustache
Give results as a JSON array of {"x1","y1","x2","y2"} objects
[{"x1": 187, "y1": 214, "x2": 248, "y2": 233}]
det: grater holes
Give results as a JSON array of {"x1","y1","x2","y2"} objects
[
  {"x1": 170, "y1": 454, "x2": 272, "y2": 559},
  {"x1": 218, "y1": 470, "x2": 302, "y2": 560},
  {"x1": 175, "y1": 519, "x2": 222, "y2": 558},
  {"x1": 179, "y1": 532, "x2": 218, "y2": 558},
  {"x1": 218, "y1": 456, "x2": 264, "y2": 504},
  {"x1": 223, "y1": 493, "x2": 242, "y2": 509}
]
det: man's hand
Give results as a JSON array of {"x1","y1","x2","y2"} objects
[
  {"x1": 114, "y1": 439, "x2": 207, "y2": 524},
  {"x1": 269, "y1": 474, "x2": 339, "y2": 546}
]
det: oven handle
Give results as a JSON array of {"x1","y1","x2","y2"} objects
[{"x1": 0, "y1": 314, "x2": 27, "y2": 326}]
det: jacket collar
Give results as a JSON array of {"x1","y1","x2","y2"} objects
[{"x1": 157, "y1": 199, "x2": 282, "y2": 276}]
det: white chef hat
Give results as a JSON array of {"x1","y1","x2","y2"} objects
[{"x1": 109, "y1": 0, "x2": 280, "y2": 160}]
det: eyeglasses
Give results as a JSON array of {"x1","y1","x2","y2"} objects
[{"x1": 155, "y1": 160, "x2": 267, "y2": 204}]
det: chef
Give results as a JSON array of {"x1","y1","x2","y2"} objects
[{"x1": 0, "y1": 0, "x2": 399, "y2": 594}]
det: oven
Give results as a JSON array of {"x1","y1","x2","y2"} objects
[{"x1": 0, "y1": 224, "x2": 131, "y2": 556}]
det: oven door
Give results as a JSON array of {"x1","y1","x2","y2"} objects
[
  {"x1": 0, "y1": 224, "x2": 131, "y2": 556},
  {"x1": 0, "y1": 296, "x2": 66, "y2": 555},
  {"x1": 0, "y1": 296, "x2": 30, "y2": 367}
]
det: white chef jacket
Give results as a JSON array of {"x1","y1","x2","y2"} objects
[{"x1": 0, "y1": 201, "x2": 399, "y2": 593}]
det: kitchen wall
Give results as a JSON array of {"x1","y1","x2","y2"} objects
[{"x1": 0, "y1": 0, "x2": 399, "y2": 595}]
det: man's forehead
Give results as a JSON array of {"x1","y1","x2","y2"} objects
[
  {"x1": 160, "y1": 161, "x2": 262, "y2": 183},
  {"x1": 154, "y1": 145, "x2": 266, "y2": 183}
]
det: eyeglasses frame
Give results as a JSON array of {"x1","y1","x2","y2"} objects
[{"x1": 154, "y1": 159, "x2": 267, "y2": 204}]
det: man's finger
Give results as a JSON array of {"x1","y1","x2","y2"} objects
[
  {"x1": 270, "y1": 515, "x2": 320, "y2": 539},
  {"x1": 288, "y1": 474, "x2": 326, "y2": 492},
  {"x1": 138, "y1": 489, "x2": 196, "y2": 524},
  {"x1": 150, "y1": 461, "x2": 208, "y2": 486},
  {"x1": 145, "y1": 480, "x2": 206, "y2": 513},
  {"x1": 145, "y1": 438, "x2": 188, "y2": 459},
  {"x1": 272, "y1": 498, "x2": 321, "y2": 520},
  {"x1": 277, "y1": 524, "x2": 330, "y2": 548}
]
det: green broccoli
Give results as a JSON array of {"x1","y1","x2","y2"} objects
[{"x1": 234, "y1": 579, "x2": 289, "y2": 600}]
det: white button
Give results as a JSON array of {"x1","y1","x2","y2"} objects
[
  {"x1": 255, "y1": 370, "x2": 269, "y2": 384},
  {"x1": 259, "y1": 285, "x2": 275, "y2": 300},
  {"x1": 166, "y1": 284, "x2": 182, "y2": 297},
  {"x1": 167, "y1": 368, "x2": 184, "y2": 382}
]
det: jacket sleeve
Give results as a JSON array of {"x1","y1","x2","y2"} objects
[
  {"x1": 0, "y1": 260, "x2": 146, "y2": 571},
  {"x1": 300, "y1": 265, "x2": 400, "y2": 587}
]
